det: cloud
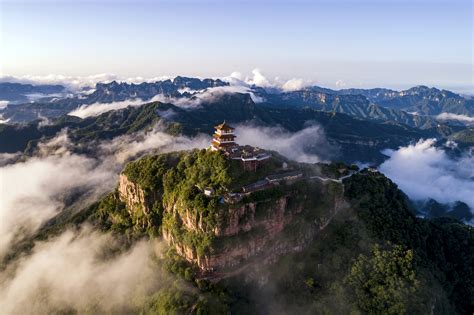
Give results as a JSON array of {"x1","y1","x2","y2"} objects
[
  {"x1": 0, "y1": 152, "x2": 21, "y2": 167},
  {"x1": 222, "y1": 69, "x2": 312, "y2": 92},
  {"x1": 436, "y1": 112, "x2": 474, "y2": 124},
  {"x1": 235, "y1": 123, "x2": 335, "y2": 163},
  {"x1": 25, "y1": 93, "x2": 66, "y2": 102},
  {"x1": 379, "y1": 139, "x2": 474, "y2": 210},
  {"x1": 69, "y1": 85, "x2": 264, "y2": 118},
  {"x1": 0, "y1": 227, "x2": 169, "y2": 314},
  {"x1": 99, "y1": 126, "x2": 210, "y2": 163},
  {"x1": 0, "y1": 74, "x2": 172, "y2": 92},
  {"x1": 68, "y1": 97, "x2": 157, "y2": 118},
  {"x1": 0, "y1": 150, "x2": 117, "y2": 258},
  {"x1": 0, "y1": 124, "x2": 212, "y2": 313},
  {"x1": 0, "y1": 125, "x2": 210, "y2": 257},
  {"x1": 0, "y1": 100, "x2": 9, "y2": 109},
  {"x1": 197, "y1": 85, "x2": 264, "y2": 103},
  {"x1": 0, "y1": 116, "x2": 10, "y2": 124},
  {"x1": 281, "y1": 78, "x2": 305, "y2": 92},
  {"x1": 246, "y1": 69, "x2": 273, "y2": 88},
  {"x1": 335, "y1": 80, "x2": 347, "y2": 88}
]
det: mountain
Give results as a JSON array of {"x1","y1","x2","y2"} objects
[
  {"x1": 1, "y1": 78, "x2": 472, "y2": 130},
  {"x1": 85, "y1": 76, "x2": 228, "y2": 104},
  {"x1": 0, "y1": 82, "x2": 66, "y2": 103},
  {"x1": 339, "y1": 85, "x2": 474, "y2": 116},
  {"x1": 414, "y1": 199, "x2": 473, "y2": 222},
  {"x1": 260, "y1": 89, "x2": 439, "y2": 129},
  {"x1": 2, "y1": 81, "x2": 472, "y2": 313},
  {"x1": 0, "y1": 93, "x2": 449, "y2": 164},
  {"x1": 0, "y1": 77, "x2": 228, "y2": 122},
  {"x1": 6, "y1": 150, "x2": 472, "y2": 314}
]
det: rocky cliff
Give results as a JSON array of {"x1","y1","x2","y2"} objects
[
  {"x1": 162, "y1": 187, "x2": 347, "y2": 274},
  {"x1": 119, "y1": 172, "x2": 346, "y2": 274},
  {"x1": 116, "y1": 149, "x2": 348, "y2": 277}
]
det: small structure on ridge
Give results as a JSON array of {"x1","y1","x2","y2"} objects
[
  {"x1": 210, "y1": 121, "x2": 237, "y2": 152},
  {"x1": 210, "y1": 121, "x2": 271, "y2": 171}
]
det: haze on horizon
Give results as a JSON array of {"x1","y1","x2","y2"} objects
[{"x1": 0, "y1": 0, "x2": 472, "y2": 93}]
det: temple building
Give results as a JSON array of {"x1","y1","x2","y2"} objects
[
  {"x1": 210, "y1": 121, "x2": 237, "y2": 152},
  {"x1": 210, "y1": 121, "x2": 271, "y2": 171}
]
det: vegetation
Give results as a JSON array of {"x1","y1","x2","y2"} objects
[
  {"x1": 346, "y1": 244, "x2": 426, "y2": 314},
  {"x1": 344, "y1": 172, "x2": 474, "y2": 314},
  {"x1": 2, "y1": 147, "x2": 471, "y2": 314}
]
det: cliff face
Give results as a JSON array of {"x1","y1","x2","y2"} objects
[
  {"x1": 118, "y1": 169, "x2": 347, "y2": 275},
  {"x1": 118, "y1": 174, "x2": 160, "y2": 224},
  {"x1": 162, "y1": 190, "x2": 348, "y2": 273},
  {"x1": 163, "y1": 196, "x2": 299, "y2": 271}
]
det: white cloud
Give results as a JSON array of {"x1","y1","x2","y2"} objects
[
  {"x1": 230, "y1": 68, "x2": 311, "y2": 92},
  {"x1": 0, "y1": 73, "x2": 172, "y2": 92},
  {"x1": 436, "y1": 112, "x2": 474, "y2": 124},
  {"x1": 68, "y1": 85, "x2": 265, "y2": 118},
  {"x1": 0, "y1": 100, "x2": 9, "y2": 109},
  {"x1": 99, "y1": 126, "x2": 210, "y2": 163},
  {"x1": 195, "y1": 85, "x2": 264, "y2": 103},
  {"x1": 379, "y1": 139, "x2": 474, "y2": 210},
  {"x1": 281, "y1": 78, "x2": 305, "y2": 92},
  {"x1": 246, "y1": 69, "x2": 273, "y2": 88},
  {"x1": 0, "y1": 152, "x2": 21, "y2": 167},
  {"x1": 230, "y1": 71, "x2": 243, "y2": 80},
  {"x1": 335, "y1": 80, "x2": 346, "y2": 88},
  {"x1": 235, "y1": 124, "x2": 335, "y2": 163},
  {"x1": 0, "y1": 151, "x2": 117, "y2": 258},
  {"x1": 0, "y1": 227, "x2": 169, "y2": 314},
  {"x1": 0, "y1": 123, "x2": 212, "y2": 259},
  {"x1": 68, "y1": 97, "x2": 156, "y2": 118},
  {"x1": 0, "y1": 115, "x2": 10, "y2": 124},
  {"x1": 0, "y1": 124, "x2": 213, "y2": 313}
]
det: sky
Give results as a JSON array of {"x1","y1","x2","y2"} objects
[{"x1": 0, "y1": 0, "x2": 472, "y2": 92}]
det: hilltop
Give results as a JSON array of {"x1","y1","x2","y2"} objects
[{"x1": 2, "y1": 139, "x2": 472, "y2": 313}]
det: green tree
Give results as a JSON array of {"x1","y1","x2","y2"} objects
[{"x1": 346, "y1": 244, "x2": 427, "y2": 314}]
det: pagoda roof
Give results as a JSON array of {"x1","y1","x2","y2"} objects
[{"x1": 214, "y1": 121, "x2": 235, "y2": 130}]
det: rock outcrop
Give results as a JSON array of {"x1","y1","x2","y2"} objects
[{"x1": 119, "y1": 169, "x2": 347, "y2": 276}]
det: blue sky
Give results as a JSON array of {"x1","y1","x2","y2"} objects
[{"x1": 0, "y1": 0, "x2": 472, "y2": 92}]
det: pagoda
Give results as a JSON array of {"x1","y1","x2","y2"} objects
[{"x1": 210, "y1": 121, "x2": 237, "y2": 152}]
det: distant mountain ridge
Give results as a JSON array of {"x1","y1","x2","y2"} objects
[
  {"x1": 0, "y1": 77, "x2": 228, "y2": 122},
  {"x1": 259, "y1": 89, "x2": 439, "y2": 129},
  {"x1": 0, "y1": 82, "x2": 65, "y2": 103},
  {"x1": 87, "y1": 76, "x2": 228, "y2": 103},
  {"x1": 1, "y1": 78, "x2": 472, "y2": 129},
  {"x1": 338, "y1": 85, "x2": 473, "y2": 116},
  {"x1": 0, "y1": 93, "x2": 455, "y2": 164}
]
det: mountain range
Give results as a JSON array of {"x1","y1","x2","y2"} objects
[
  {"x1": 1, "y1": 77, "x2": 473, "y2": 314},
  {"x1": 1, "y1": 78, "x2": 473, "y2": 129}
]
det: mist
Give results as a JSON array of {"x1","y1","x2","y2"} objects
[
  {"x1": 0, "y1": 227, "x2": 169, "y2": 314},
  {"x1": 68, "y1": 84, "x2": 264, "y2": 118},
  {"x1": 235, "y1": 123, "x2": 336, "y2": 163},
  {"x1": 379, "y1": 139, "x2": 474, "y2": 210},
  {"x1": 0, "y1": 152, "x2": 116, "y2": 259},
  {"x1": 0, "y1": 125, "x2": 209, "y2": 313},
  {"x1": 68, "y1": 94, "x2": 166, "y2": 118},
  {"x1": 99, "y1": 125, "x2": 210, "y2": 163},
  {"x1": 0, "y1": 125, "x2": 211, "y2": 257},
  {"x1": 436, "y1": 112, "x2": 474, "y2": 124}
]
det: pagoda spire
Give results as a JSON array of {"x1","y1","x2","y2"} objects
[{"x1": 210, "y1": 121, "x2": 237, "y2": 151}]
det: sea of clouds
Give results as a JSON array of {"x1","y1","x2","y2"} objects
[
  {"x1": 235, "y1": 123, "x2": 335, "y2": 163},
  {"x1": 0, "y1": 127, "x2": 210, "y2": 313},
  {"x1": 0, "y1": 117, "x2": 333, "y2": 313},
  {"x1": 379, "y1": 139, "x2": 474, "y2": 211}
]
